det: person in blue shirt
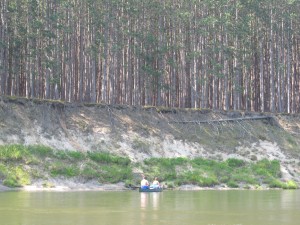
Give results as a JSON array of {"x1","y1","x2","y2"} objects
[{"x1": 150, "y1": 177, "x2": 160, "y2": 189}]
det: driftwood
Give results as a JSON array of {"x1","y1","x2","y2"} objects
[{"x1": 168, "y1": 116, "x2": 273, "y2": 124}]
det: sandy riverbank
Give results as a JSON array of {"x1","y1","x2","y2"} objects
[
  {"x1": 0, "y1": 181, "x2": 128, "y2": 192},
  {"x1": 0, "y1": 181, "x2": 280, "y2": 192}
]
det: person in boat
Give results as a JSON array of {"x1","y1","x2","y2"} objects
[
  {"x1": 150, "y1": 177, "x2": 160, "y2": 189},
  {"x1": 141, "y1": 175, "x2": 150, "y2": 190}
]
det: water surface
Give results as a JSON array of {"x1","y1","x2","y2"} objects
[{"x1": 0, "y1": 190, "x2": 299, "y2": 225}]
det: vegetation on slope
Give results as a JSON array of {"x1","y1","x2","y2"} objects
[
  {"x1": 142, "y1": 157, "x2": 298, "y2": 189},
  {"x1": 0, "y1": 145, "x2": 132, "y2": 187},
  {"x1": 0, "y1": 145, "x2": 297, "y2": 190}
]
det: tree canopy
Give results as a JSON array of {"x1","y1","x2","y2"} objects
[{"x1": 0, "y1": 0, "x2": 299, "y2": 112}]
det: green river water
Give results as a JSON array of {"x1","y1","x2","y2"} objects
[{"x1": 0, "y1": 190, "x2": 299, "y2": 225}]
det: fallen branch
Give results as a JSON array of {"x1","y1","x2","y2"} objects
[{"x1": 168, "y1": 116, "x2": 273, "y2": 124}]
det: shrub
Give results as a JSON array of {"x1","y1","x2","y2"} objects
[
  {"x1": 14, "y1": 166, "x2": 30, "y2": 185},
  {"x1": 160, "y1": 171, "x2": 177, "y2": 181},
  {"x1": 149, "y1": 158, "x2": 172, "y2": 167},
  {"x1": 198, "y1": 176, "x2": 218, "y2": 187},
  {"x1": 27, "y1": 145, "x2": 53, "y2": 157},
  {"x1": 227, "y1": 180, "x2": 239, "y2": 188},
  {"x1": 252, "y1": 159, "x2": 281, "y2": 178},
  {"x1": 230, "y1": 167, "x2": 258, "y2": 184},
  {"x1": 3, "y1": 177, "x2": 22, "y2": 187},
  {"x1": 54, "y1": 151, "x2": 69, "y2": 160},
  {"x1": 99, "y1": 165, "x2": 132, "y2": 183},
  {"x1": 192, "y1": 157, "x2": 217, "y2": 167},
  {"x1": 0, "y1": 145, "x2": 28, "y2": 161},
  {"x1": 219, "y1": 175, "x2": 231, "y2": 183},
  {"x1": 67, "y1": 151, "x2": 85, "y2": 160},
  {"x1": 124, "y1": 179, "x2": 135, "y2": 188},
  {"x1": 182, "y1": 171, "x2": 199, "y2": 185},
  {"x1": 226, "y1": 158, "x2": 245, "y2": 168},
  {"x1": 81, "y1": 166, "x2": 99, "y2": 179},
  {"x1": 50, "y1": 163, "x2": 80, "y2": 177},
  {"x1": 88, "y1": 152, "x2": 130, "y2": 166},
  {"x1": 214, "y1": 162, "x2": 232, "y2": 179},
  {"x1": 2, "y1": 166, "x2": 30, "y2": 187},
  {"x1": 269, "y1": 179, "x2": 285, "y2": 188},
  {"x1": 284, "y1": 180, "x2": 298, "y2": 189},
  {"x1": 0, "y1": 163, "x2": 7, "y2": 178},
  {"x1": 172, "y1": 157, "x2": 188, "y2": 165},
  {"x1": 166, "y1": 182, "x2": 175, "y2": 189},
  {"x1": 179, "y1": 171, "x2": 218, "y2": 187}
]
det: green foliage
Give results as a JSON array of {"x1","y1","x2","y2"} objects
[
  {"x1": 53, "y1": 150, "x2": 85, "y2": 161},
  {"x1": 99, "y1": 165, "x2": 132, "y2": 183},
  {"x1": 0, "y1": 144, "x2": 133, "y2": 187},
  {"x1": 143, "y1": 157, "x2": 188, "y2": 181},
  {"x1": 54, "y1": 151, "x2": 69, "y2": 160},
  {"x1": 268, "y1": 179, "x2": 286, "y2": 189},
  {"x1": 0, "y1": 164, "x2": 30, "y2": 187},
  {"x1": 142, "y1": 156, "x2": 295, "y2": 189},
  {"x1": 213, "y1": 162, "x2": 232, "y2": 180},
  {"x1": 27, "y1": 145, "x2": 54, "y2": 157},
  {"x1": 81, "y1": 166, "x2": 99, "y2": 179},
  {"x1": 226, "y1": 158, "x2": 245, "y2": 168},
  {"x1": 172, "y1": 157, "x2": 189, "y2": 165},
  {"x1": 145, "y1": 157, "x2": 187, "y2": 167},
  {"x1": 269, "y1": 179, "x2": 299, "y2": 189},
  {"x1": 0, "y1": 163, "x2": 8, "y2": 179},
  {"x1": 285, "y1": 180, "x2": 298, "y2": 189},
  {"x1": 3, "y1": 177, "x2": 21, "y2": 187},
  {"x1": 67, "y1": 151, "x2": 85, "y2": 160},
  {"x1": 252, "y1": 159, "x2": 281, "y2": 178},
  {"x1": 192, "y1": 157, "x2": 218, "y2": 167},
  {"x1": 13, "y1": 166, "x2": 31, "y2": 185},
  {"x1": 124, "y1": 179, "x2": 135, "y2": 188},
  {"x1": 0, "y1": 144, "x2": 297, "y2": 189},
  {"x1": 0, "y1": 144, "x2": 29, "y2": 161},
  {"x1": 227, "y1": 180, "x2": 239, "y2": 188},
  {"x1": 50, "y1": 162, "x2": 80, "y2": 177},
  {"x1": 87, "y1": 151, "x2": 130, "y2": 166},
  {"x1": 230, "y1": 169, "x2": 257, "y2": 185},
  {"x1": 179, "y1": 172, "x2": 218, "y2": 187},
  {"x1": 199, "y1": 176, "x2": 218, "y2": 187}
]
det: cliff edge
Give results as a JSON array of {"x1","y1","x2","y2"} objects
[{"x1": 0, "y1": 96, "x2": 300, "y2": 185}]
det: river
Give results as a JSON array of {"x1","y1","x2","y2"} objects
[{"x1": 0, "y1": 190, "x2": 299, "y2": 225}]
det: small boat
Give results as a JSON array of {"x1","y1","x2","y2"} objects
[{"x1": 139, "y1": 187, "x2": 163, "y2": 192}]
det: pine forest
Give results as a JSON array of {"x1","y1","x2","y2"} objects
[{"x1": 0, "y1": 0, "x2": 300, "y2": 113}]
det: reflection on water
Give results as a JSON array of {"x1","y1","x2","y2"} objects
[
  {"x1": 140, "y1": 192, "x2": 161, "y2": 225},
  {"x1": 140, "y1": 192, "x2": 148, "y2": 208},
  {"x1": 0, "y1": 190, "x2": 300, "y2": 225},
  {"x1": 140, "y1": 192, "x2": 161, "y2": 210},
  {"x1": 152, "y1": 193, "x2": 159, "y2": 209}
]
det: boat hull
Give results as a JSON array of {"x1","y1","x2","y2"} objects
[{"x1": 139, "y1": 188, "x2": 163, "y2": 192}]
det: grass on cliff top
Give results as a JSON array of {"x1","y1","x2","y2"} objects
[{"x1": 0, "y1": 144, "x2": 298, "y2": 189}]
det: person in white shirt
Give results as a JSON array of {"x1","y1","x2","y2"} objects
[{"x1": 140, "y1": 175, "x2": 149, "y2": 189}]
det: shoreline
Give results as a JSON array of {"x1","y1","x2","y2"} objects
[
  {"x1": 0, "y1": 183, "x2": 129, "y2": 192},
  {"x1": 0, "y1": 183, "x2": 291, "y2": 192}
]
